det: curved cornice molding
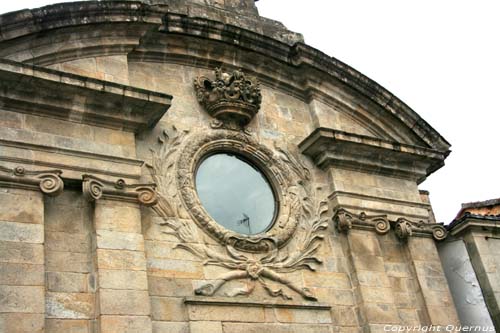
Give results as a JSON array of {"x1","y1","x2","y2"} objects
[{"x1": 0, "y1": 1, "x2": 450, "y2": 154}]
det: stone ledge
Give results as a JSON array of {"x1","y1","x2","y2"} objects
[
  {"x1": 184, "y1": 296, "x2": 331, "y2": 310},
  {"x1": 0, "y1": 58, "x2": 172, "y2": 133},
  {"x1": 299, "y1": 127, "x2": 447, "y2": 183},
  {"x1": 447, "y1": 215, "x2": 500, "y2": 236}
]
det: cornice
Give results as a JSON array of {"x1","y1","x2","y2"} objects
[
  {"x1": 0, "y1": 1, "x2": 450, "y2": 154},
  {"x1": 299, "y1": 127, "x2": 447, "y2": 183},
  {"x1": 0, "y1": 164, "x2": 63, "y2": 196},
  {"x1": 82, "y1": 174, "x2": 157, "y2": 206},
  {"x1": 184, "y1": 296, "x2": 331, "y2": 310},
  {"x1": 447, "y1": 214, "x2": 500, "y2": 236},
  {"x1": 0, "y1": 58, "x2": 172, "y2": 133}
]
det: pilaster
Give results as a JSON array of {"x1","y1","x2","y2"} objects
[
  {"x1": 0, "y1": 165, "x2": 64, "y2": 333},
  {"x1": 83, "y1": 175, "x2": 156, "y2": 333}
]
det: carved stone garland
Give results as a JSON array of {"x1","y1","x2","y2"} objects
[{"x1": 147, "y1": 127, "x2": 328, "y2": 301}]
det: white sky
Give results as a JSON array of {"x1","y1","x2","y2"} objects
[{"x1": 1, "y1": 1, "x2": 499, "y2": 223}]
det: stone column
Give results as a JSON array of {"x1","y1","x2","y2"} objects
[
  {"x1": 0, "y1": 165, "x2": 64, "y2": 333},
  {"x1": 82, "y1": 175, "x2": 157, "y2": 333}
]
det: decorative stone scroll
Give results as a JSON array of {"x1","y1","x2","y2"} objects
[
  {"x1": 394, "y1": 217, "x2": 447, "y2": 241},
  {"x1": 0, "y1": 165, "x2": 64, "y2": 196},
  {"x1": 334, "y1": 208, "x2": 390, "y2": 235},
  {"x1": 194, "y1": 68, "x2": 262, "y2": 127},
  {"x1": 334, "y1": 208, "x2": 447, "y2": 241},
  {"x1": 147, "y1": 127, "x2": 329, "y2": 301},
  {"x1": 82, "y1": 174, "x2": 157, "y2": 206}
]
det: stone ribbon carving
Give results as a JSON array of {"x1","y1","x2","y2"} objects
[
  {"x1": 148, "y1": 127, "x2": 328, "y2": 301},
  {"x1": 82, "y1": 174, "x2": 157, "y2": 206},
  {"x1": 194, "y1": 68, "x2": 262, "y2": 127},
  {"x1": 0, "y1": 165, "x2": 64, "y2": 196},
  {"x1": 334, "y1": 208, "x2": 447, "y2": 241}
]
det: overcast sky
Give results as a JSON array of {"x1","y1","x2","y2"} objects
[{"x1": 1, "y1": 1, "x2": 498, "y2": 223}]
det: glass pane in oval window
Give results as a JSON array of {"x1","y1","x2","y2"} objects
[{"x1": 195, "y1": 153, "x2": 276, "y2": 235}]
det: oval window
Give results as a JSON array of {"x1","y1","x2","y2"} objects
[{"x1": 195, "y1": 153, "x2": 276, "y2": 235}]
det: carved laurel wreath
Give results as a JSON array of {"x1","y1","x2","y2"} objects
[{"x1": 147, "y1": 127, "x2": 328, "y2": 301}]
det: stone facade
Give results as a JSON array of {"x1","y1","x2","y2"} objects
[{"x1": 0, "y1": 1, "x2": 461, "y2": 332}]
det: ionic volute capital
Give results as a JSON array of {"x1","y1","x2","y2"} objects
[
  {"x1": 82, "y1": 174, "x2": 157, "y2": 206},
  {"x1": 0, "y1": 165, "x2": 64, "y2": 196}
]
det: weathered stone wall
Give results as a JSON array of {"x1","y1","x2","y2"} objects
[{"x1": 0, "y1": 1, "x2": 461, "y2": 332}]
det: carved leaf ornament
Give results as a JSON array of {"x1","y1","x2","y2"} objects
[{"x1": 147, "y1": 127, "x2": 328, "y2": 301}]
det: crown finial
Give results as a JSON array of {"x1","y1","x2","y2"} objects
[{"x1": 194, "y1": 68, "x2": 262, "y2": 127}]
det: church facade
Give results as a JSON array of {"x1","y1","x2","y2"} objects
[{"x1": 0, "y1": 0, "x2": 479, "y2": 332}]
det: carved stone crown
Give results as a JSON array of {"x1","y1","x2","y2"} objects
[{"x1": 194, "y1": 68, "x2": 262, "y2": 126}]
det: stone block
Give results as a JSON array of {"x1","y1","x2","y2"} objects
[
  {"x1": 145, "y1": 240, "x2": 200, "y2": 261},
  {"x1": 0, "y1": 263, "x2": 44, "y2": 285},
  {"x1": 384, "y1": 263, "x2": 411, "y2": 278},
  {"x1": 187, "y1": 304, "x2": 265, "y2": 322},
  {"x1": 313, "y1": 288, "x2": 354, "y2": 306},
  {"x1": 274, "y1": 307, "x2": 332, "y2": 324},
  {"x1": 363, "y1": 303, "x2": 399, "y2": 324},
  {"x1": 46, "y1": 292, "x2": 94, "y2": 319},
  {"x1": 331, "y1": 306, "x2": 359, "y2": 326},
  {"x1": 148, "y1": 276, "x2": 193, "y2": 296},
  {"x1": 45, "y1": 232, "x2": 90, "y2": 253},
  {"x1": 356, "y1": 270, "x2": 391, "y2": 288},
  {"x1": 45, "y1": 202, "x2": 91, "y2": 233},
  {"x1": 419, "y1": 276, "x2": 449, "y2": 292},
  {"x1": 427, "y1": 305, "x2": 459, "y2": 325},
  {"x1": 94, "y1": 202, "x2": 141, "y2": 233},
  {"x1": 151, "y1": 296, "x2": 187, "y2": 321},
  {"x1": 359, "y1": 286, "x2": 395, "y2": 303},
  {"x1": 352, "y1": 255, "x2": 385, "y2": 272},
  {"x1": 46, "y1": 272, "x2": 89, "y2": 293},
  {"x1": 379, "y1": 241, "x2": 406, "y2": 263},
  {"x1": 408, "y1": 238, "x2": 439, "y2": 261},
  {"x1": 98, "y1": 270, "x2": 148, "y2": 290},
  {"x1": 0, "y1": 285, "x2": 44, "y2": 313},
  {"x1": 0, "y1": 221, "x2": 43, "y2": 243},
  {"x1": 0, "y1": 241, "x2": 44, "y2": 264},
  {"x1": 221, "y1": 322, "x2": 333, "y2": 333},
  {"x1": 152, "y1": 321, "x2": 189, "y2": 333},
  {"x1": 46, "y1": 251, "x2": 90, "y2": 273},
  {"x1": 303, "y1": 272, "x2": 351, "y2": 289},
  {"x1": 388, "y1": 277, "x2": 408, "y2": 292},
  {"x1": 96, "y1": 230, "x2": 145, "y2": 251},
  {"x1": 99, "y1": 289, "x2": 151, "y2": 315},
  {"x1": 413, "y1": 260, "x2": 445, "y2": 277},
  {"x1": 45, "y1": 319, "x2": 91, "y2": 333},
  {"x1": 147, "y1": 258, "x2": 204, "y2": 279},
  {"x1": 97, "y1": 249, "x2": 146, "y2": 271},
  {"x1": 190, "y1": 321, "x2": 222, "y2": 333},
  {"x1": 348, "y1": 232, "x2": 381, "y2": 256},
  {"x1": 420, "y1": 290, "x2": 454, "y2": 307},
  {"x1": 397, "y1": 309, "x2": 419, "y2": 325},
  {"x1": 0, "y1": 191, "x2": 43, "y2": 224},
  {"x1": 100, "y1": 315, "x2": 152, "y2": 333},
  {"x1": 0, "y1": 313, "x2": 44, "y2": 333}
]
